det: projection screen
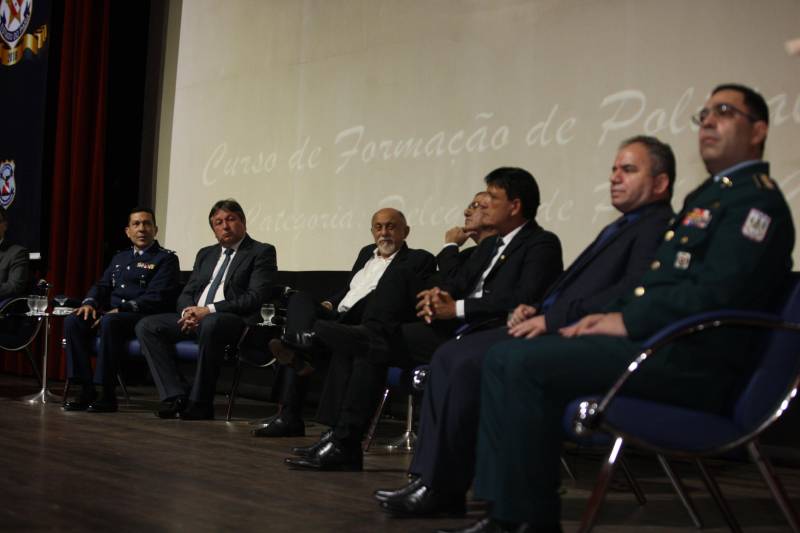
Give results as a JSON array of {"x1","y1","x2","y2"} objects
[{"x1": 156, "y1": 0, "x2": 800, "y2": 271}]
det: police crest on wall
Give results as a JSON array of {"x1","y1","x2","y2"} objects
[
  {"x1": 0, "y1": 160, "x2": 16, "y2": 208},
  {"x1": 0, "y1": 0, "x2": 47, "y2": 67}
]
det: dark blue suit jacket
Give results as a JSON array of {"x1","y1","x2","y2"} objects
[{"x1": 540, "y1": 201, "x2": 674, "y2": 331}]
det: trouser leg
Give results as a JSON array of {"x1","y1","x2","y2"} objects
[
  {"x1": 136, "y1": 313, "x2": 189, "y2": 401},
  {"x1": 94, "y1": 312, "x2": 141, "y2": 388},
  {"x1": 64, "y1": 313, "x2": 97, "y2": 383},
  {"x1": 191, "y1": 312, "x2": 246, "y2": 404}
]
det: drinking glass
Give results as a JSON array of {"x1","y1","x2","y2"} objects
[
  {"x1": 35, "y1": 296, "x2": 48, "y2": 315},
  {"x1": 260, "y1": 303, "x2": 276, "y2": 326},
  {"x1": 27, "y1": 295, "x2": 38, "y2": 315}
]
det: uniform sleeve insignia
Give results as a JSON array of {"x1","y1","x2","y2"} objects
[
  {"x1": 741, "y1": 208, "x2": 771, "y2": 242},
  {"x1": 681, "y1": 208, "x2": 711, "y2": 229},
  {"x1": 674, "y1": 251, "x2": 691, "y2": 270}
]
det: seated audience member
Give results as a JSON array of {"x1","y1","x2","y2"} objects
[
  {"x1": 253, "y1": 208, "x2": 435, "y2": 437},
  {"x1": 437, "y1": 191, "x2": 496, "y2": 282},
  {"x1": 63, "y1": 207, "x2": 179, "y2": 413},
  {"x1": 448, "y1": 84, "x2": 794, "y2": 533},
  {"x1": 136, "y1": 199, "x2": 276, "y2": 420},
  {"x1": 0, "y1": 206, "x2": 29, "y2": 301},
  {"x1": 377, "y1": 135, "x2": 675, "y2": 516},
  {"x1": 285, "y1": 167, "x2": 563, "y2": 471}
]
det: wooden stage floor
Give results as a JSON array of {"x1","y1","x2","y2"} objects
[{"x1": 0, "y1": 373, "x2": 797, "y2": 532}]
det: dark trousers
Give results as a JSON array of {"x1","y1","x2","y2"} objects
[
  {"x1": 135, "y1": 312, "x2": 246, "y2": 404},
  {"x1": 314, "y1": 320, "x2": 452, "y2": 443},
  {"x1": 409, "y1": 326, "x2": 510, "y2": 494},
  {"x1": 64, "y1": 311, "x2": 143, "y2": 387}
]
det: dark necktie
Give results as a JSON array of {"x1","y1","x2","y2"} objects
[{"x1": 202, "y1": 248, "x2": 233, "y2": 306}]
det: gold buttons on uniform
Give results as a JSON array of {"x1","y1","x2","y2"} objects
[
  {"x1": 680, "y1": 236, "x2": 689, "y2": 244},
  {"x1": 634, "y1": 286, "x2": 645, "y2": 297},
  {"x1": 650, "y1": 260, "x2": 661, "y2": 270},
  {"x1": 664, "y1": 230, "x2": 675, "y2": 241},
  {"x1": 720, "y1": 176, "x2": 733, "y2": 188}
]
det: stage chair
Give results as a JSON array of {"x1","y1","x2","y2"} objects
[{"x1": 568, "y1": 274, "x2": 800, "y2": 532}]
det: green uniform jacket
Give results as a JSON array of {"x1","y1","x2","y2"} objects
[{"x1": 611, "y1": 161, "x2": 794, "y2": 397}]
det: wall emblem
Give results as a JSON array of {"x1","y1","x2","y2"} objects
[{"x1": 0, "y1": 160, "x2": 16, "y2": 208}]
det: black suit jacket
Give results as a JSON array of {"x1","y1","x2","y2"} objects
[
  {"x1": 0, "y1": 240, "x2": 29, "y2": 300},
  {"x1": 328, "y1": 243, "x2": 436, "y2": 314},
  {"x1": 541, "y1": 201, "x2": 674, "y2": 331},
  {"x1": 436, "y1": 245, "x2": 477, "y2": 285},
  {"x1": 177, "y1": 234, "x2": 277, "y2": 323},
  {"x1": 442, "y1": 221, "x2": 563, "y2": 322}
]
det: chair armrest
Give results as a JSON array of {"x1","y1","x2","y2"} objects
[{"x1": 574, "y1": 310, "x2": 800, "y2": 436}]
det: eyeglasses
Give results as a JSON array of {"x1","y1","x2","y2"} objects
[{"x1": 691, "y1": 103, "x2": 760, "y2": 126}]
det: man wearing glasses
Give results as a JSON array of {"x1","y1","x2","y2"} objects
[{"x1": 445, "y1": 84, "x2": 794, "y2": 533}]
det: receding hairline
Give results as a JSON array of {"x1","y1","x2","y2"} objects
[{"x1": 371, "y1": 207, "x2": 407, "y2": 226}]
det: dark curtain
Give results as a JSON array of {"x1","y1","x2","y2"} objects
[{"x1": 0, "y1": 0, "x2": 111, "y2": 379}]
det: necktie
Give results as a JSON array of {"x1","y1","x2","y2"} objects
[{"x1": 202, "y1": 248, "x2": 233, "y2": 306}]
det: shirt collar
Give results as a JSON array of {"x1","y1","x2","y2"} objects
[
  {"x1": 372, "y1": 246, "x2": 400, "y2": 261},
  {"x1": 498, "y1": 221, "x2": 527, "y2": 246},
  {"x1": 713, "y1": 159, "x2": 763, "y2": 181}
]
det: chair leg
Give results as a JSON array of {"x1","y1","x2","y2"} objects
[
  {"x1": 226, "y1": 362, "x2": 243, "y2": 422},
  {"x1": 362, "y1": 387, "x2": 390, "y2": 453},
  {"x1": 385, "y1": 393, "x2": 416, "y2": 451},
  {"x1": 696, "y1": 458, "x2": 742, "y2": 533},
  {"x1": 656, "y1": 454, "x2": 703, "y2": 529},
  {"x1": 578, "y1": 436, "x2": 625, "y2": 533},
  {"x1": 619, "y1": 455, "x2": 647, "y2": 506},
  {"x1": 747, "y1": 440, "x2": 800, "y2": 532},
  {"x1": 561, "y1": 454, "x2": 576, "y2": 481},
  {"x1": 116, "y1": 372, "x2": 130, "y2": 404},
  {"x1": 62, "y1": 378, "x2": 71, "y2": 401}
]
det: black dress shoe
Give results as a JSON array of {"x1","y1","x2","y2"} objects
[
  {"x1": 374, "y1": 476, "x2": 422, "y2": 502},
  {"x1": 380, "y1": 483, "x2": 465, "y2": 517},
  {"x1": 284, "y1": 440, "x2": 363, "y2": 471},
  {"x1": 179, "y1": 403, "x2": 215, "y2": 420},
  {"x1": 63, "y1": 389, "x2": 97, "y2": 412},
  {"x1": 86, "y1": 398, "x2": 118, "y2": 413},
  {"x1": 63, "y1": 399, "x2": 92, "y2": 411},
  {"x1": 156, "y1": 396, "x2": 188, "y2": 419},
  {"x1": 291, "y1": 428, "x2": 333, "y2": 457},
  {"x1": 251, "y1": 415, "x2": 305, "y2": 437}
]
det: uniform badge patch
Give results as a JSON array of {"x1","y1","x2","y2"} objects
[
  {"x1": 682, "y1": 208, "x2": 712, "y2": 229},
  {"x1": 137, "y1": 262, "x2": 156, "y2": 270},
  {"x1": 741, "y1": 208, "x2": 771, "y2": 242},
  {"x1": 0, "y1": 160, "x2": 16, "y2": 208},
  {"x1": 674, "y1": 251, "x2": 691, "y2": 270}
]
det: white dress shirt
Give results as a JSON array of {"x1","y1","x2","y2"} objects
[
  {"x1": 455, "y1": 222, "x2": 527, "y2": 318},
  {"x1": 337, "y1": 248, "x2": 398, "y2": 313},
  {"x1": 197, "y1": 238, "x2": 244, "y2": 313}
]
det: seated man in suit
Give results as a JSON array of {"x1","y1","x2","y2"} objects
[
  {"x1": 136, "y1": 199, "x2": 276, "y2": 420},
  {"x1": 437, "y1": 191, "x2": 496, "y2": 283},
  {"x1": 450, "y1": 84, "x2": 794, "y2": 533},
  {"x1": 377, "y1": 135, "x2": 675, "y2": 516},
  {"x1": 285, "y1": 167, "x2": 563, "y2": 471},
  {"x1": 252, "y1": 208, "x2": 435, "y2": 437},
  {"x1": 0, "y1": 206, "x2": 29, "y2": 301},
  {"x1": 63, "y1": 207, "x2": 179, "y2": 413}
]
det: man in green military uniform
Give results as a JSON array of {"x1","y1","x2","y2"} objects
[{"x1": 450, "y1": 84, "x2": 795, "y2": 533}]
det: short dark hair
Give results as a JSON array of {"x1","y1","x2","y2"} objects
[
  {"x1": 619, "y1": 135, "x2": 676, "y2": 199},
  {"x1": 208, "y1": 198, "x2": 246, "y2": 227},
  {"x1": 484, "y1": 167, "x2": 540, "y2": 220},
  {"x1": 712, "y1": 83, "x2": 769, "y2": 125},
  {"x1": 128, "y1": 206, "x2": 156, "y2": 225},
  {"x1": 0, "y1": 206, "x2": 7, "y2": 223}
]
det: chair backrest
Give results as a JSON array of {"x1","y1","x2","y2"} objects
[{"x1": 734, "y1": 273, "x2": 800, "y2": 431}]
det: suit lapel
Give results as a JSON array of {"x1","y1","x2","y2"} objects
[
  {"x1": 484, "y1": 222, "x2": 536, "y2": 280},
  {"x1": 223, "y1": 235, "x2": 252, "y2": 281}
]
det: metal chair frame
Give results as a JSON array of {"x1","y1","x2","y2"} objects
[{"x1": 572, "y1": 312, "x2": 800, "y2": 532}]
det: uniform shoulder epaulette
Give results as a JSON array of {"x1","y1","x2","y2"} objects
[
  {"x1": 752, "y1": 173, "x2": 776, "y2": 191},
  {"x1": 160, "y1": 247, "x2": 176, "y2": 254}
]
